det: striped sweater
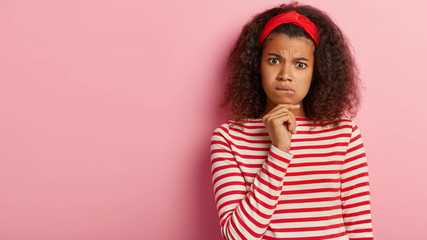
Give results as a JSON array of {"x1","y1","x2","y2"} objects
[{"x1": 210, "y1": 116, "x2": 373, "y2": 240}]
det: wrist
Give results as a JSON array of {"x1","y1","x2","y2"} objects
[{"x1": 275, "y1": 144, "x2": 290, "y2": 153}]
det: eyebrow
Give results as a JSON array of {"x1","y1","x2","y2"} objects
[{"x1": 267, "y1": 53, "x2": 310, "y2": 62}]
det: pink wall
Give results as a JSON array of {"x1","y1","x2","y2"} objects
[{"x1": 1, "y1": 0, "x2": 426, "y2": 239}]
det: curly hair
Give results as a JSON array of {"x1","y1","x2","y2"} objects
[{"x1": 222, "y1": 2, "x2": 361, "y2": 127}]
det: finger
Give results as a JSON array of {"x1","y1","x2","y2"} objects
[
  {"x1": 275, "y1": 105, "x2": 298, "y2": 133},
  {"x1": 273, "y1": 110, "x2": 297, "y2": 134},
  {"x1": 263, "y1": 110, "x2": 291, "y2": 125},
  {"x1": 271, "y1": 103, "x2": 300, "y2": 112},
  {"x1": 278, "y1": 103, "x2": 301, "y2": 109},
  {"x1": 268, "y1": 112, "x2": 296, "y2": 133},
  {"x1": 291, "y1": 114, "x2": 297, "y2": 134},
  {"x1": 265, "y1": 109, "x2": 296, "y2": 129},
  {"x1": 287, "y1": 110, "x2": 297, "y2": 134},
  {"x1": 264, "y1": 104, "x2": 300, "y2": 119}
]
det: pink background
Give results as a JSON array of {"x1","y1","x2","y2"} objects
[{"x1": 1, "y1": 0, "x2": 426, "y2": 239}]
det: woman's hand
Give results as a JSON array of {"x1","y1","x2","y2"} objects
[{"x1": 262, "y1": 104, "x2": 300, "y2": 153}]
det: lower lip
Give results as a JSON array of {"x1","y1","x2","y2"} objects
[{"x1": 276, "y1": 89, "x2": 295, "y2": 95}]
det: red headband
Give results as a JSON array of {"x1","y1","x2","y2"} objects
[{"x1": 259, "y1": 10, "x2": 319, "y2": 47}]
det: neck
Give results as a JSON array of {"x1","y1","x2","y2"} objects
[{"x1": 291, "y1": 108, "x2": 306, "y2": 117}]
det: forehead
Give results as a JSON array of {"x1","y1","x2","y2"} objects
[{"x1": 262, "y1": 33, "x2": 315, "y2": 57}]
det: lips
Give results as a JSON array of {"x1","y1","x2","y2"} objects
[{"x1": 275, "y1": 86, "x2": 295, "y2": 94}]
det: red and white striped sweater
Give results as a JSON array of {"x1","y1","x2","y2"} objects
[{"x1": 210, "y1": 116, "x2": 373, "y2": 240}]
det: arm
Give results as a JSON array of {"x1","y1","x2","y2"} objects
[
  {"x1": 340, "y1": 122, "x2": 374, "y2": 239},
  {"x1": 210, "y1": 125, "x2": 293, "y2": 240}
]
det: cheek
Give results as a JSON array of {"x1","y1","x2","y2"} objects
[
  {"x1": 300, "y1": 68, "x2": 314, "y2": 86},
  {"x1": 260, "y1": 65, "x2": 272, "y2": 87},
  {"x1": 302, "y1": 79, "x2": 313, "y2": 95},
  {"x1": 260, "y1": 77, "x2": 269, "y2": 94},
  {"x1": 260, "y1": 66, "x2": 279, "y2": 85},
  {"x1": 260, "y1": 62, "x2": 268, "y2": 79},
  {"x1": 294, "y1": 72, "x2": 313, "y2": 96}
]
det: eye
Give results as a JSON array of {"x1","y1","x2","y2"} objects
[
  {"x1": 296, "y1": 62, "x2": 307, "y2": 68},
  {"x1": 268, "y1": 58, "x2": 281, "y2": 64}
]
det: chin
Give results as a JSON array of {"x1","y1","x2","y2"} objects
[
  {"x1": 276, "y1": 99, "x2": 296, "y2": 105},
  {"x1": 267, "y1": 96, "x2": 300, "y2": 107}
]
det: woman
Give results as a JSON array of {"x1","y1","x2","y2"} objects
[{"x1": 210, "y1": 2, "x2": 373, "y2": 239}]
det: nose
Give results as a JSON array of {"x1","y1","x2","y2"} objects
[{"x1": 277, "y1": 63, "x2": 292, "y2": 81}]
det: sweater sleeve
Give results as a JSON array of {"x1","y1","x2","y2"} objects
[
  {"x1": 210, "y1": 124, "x2": 293, "y2": 240},
  {"x1": 340, "y1": 122, "x2": 374, "y2": 239}
]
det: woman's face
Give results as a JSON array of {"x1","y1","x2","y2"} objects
[{"x1": 260, "y1": 33, "x2": 315, "y2": 111}]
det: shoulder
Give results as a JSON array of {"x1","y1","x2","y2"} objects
[
  {"x1": 297, "y1": 117, "x2": 361, "y2": 143},
  {"x1": 338, "y1": 117, "x2": 356, "y2": 129},
  {"x1": 300, "y1": 117, "x2": 355, "y2": 132},
  {"x1": 211, "y1": 121, "x2": 232, "y2": 137},
  {"x1": 333, "y1": 117, "x2": 365, "y2": 143},
  {"x1": 211, "y1": 119, "x2": 265, "y2": 140},
  {"x1": 338, "y1": 117, "x2": 362, "y2": 134},
  {"x1": 210, "y1": 121, "x2": 235, "y2": 149},
  {"x1": 331, "y1": 117, "x2": 360, "y2": 137}
]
